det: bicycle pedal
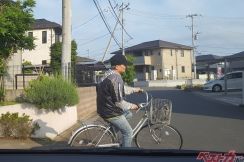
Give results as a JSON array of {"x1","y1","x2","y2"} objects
[{"x1": 165, "y1": 131, "x2": 169, "y2": 136}]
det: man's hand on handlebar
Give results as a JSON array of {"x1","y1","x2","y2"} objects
[
  {"x1": 134, "y1": 88, "x2": 144, "y2": 93},
  {"x1": 130, "y1": 104, "x2": 139, "y2": 110}
]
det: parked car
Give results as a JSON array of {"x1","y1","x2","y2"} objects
[{"x1": 203, "y1": 71, "x2": 243, "y2": 92}]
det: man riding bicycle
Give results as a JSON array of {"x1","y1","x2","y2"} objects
[{"x1": 96, "y1": 54, "x2": 143, "y2": 147}]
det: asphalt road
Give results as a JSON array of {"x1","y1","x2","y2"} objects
[{"x1": 126, "y1": 88, "x2": 244, "y2": 153}]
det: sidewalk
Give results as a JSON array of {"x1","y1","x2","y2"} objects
[
  {"x1": 0, "y1": 114, "x2": 100, "y2": 150},
  {"x1": 192, "y1": 90, "x2": 243, "y2": 106}
]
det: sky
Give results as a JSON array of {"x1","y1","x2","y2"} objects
[{"x1": 33, "y1": 0, "x2": 244, "y2": 61}]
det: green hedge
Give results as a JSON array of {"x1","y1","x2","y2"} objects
[{"x1": 24, "y1": 76, "x2": 79, "y2": 110}]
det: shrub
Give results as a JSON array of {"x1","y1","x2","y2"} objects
[
  {"x1": 180, "y1": 85, "x2": 191, "y2": 91},
  {"x1": 193, "y1": 84, "x2": 203, "y2": 90},
  {"x1": 0, "y1": 112, "x2": 40, "y2": 139},
  {"x1": 24, "y1": 76, "x2": 79, "y2": 110},
  {"x1": 176, "y1": 85, "x2": 181, "y2": 89},
  {"x1": 22, "y1": 61, "x2": 33, "y2": 74}
]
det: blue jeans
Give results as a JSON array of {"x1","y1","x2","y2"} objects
[{"x1": 106, "y1": 110, "x2": 133, "y2": 147}]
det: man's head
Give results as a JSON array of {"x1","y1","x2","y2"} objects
[{"x1": 110, "y1": 54, "x2": 128, "y2": 74}]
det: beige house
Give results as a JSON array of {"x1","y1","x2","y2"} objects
[{"x1": 112, "y1": 40, "x2": 193, "y2": 81}]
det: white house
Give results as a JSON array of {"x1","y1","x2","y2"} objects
[
  {"x1": 22, "y1": 19, "x2": 62, "y2": 65},
  {"x1": 5, "y1": 19, "x2": 62, "y2": 89}
]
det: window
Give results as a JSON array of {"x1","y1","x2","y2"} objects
[
  {"x1": 159, "y1": 69, "x2": 162, "y2": 72},
  {"x1": 171, "y1": 66, "x2": 174, "y2": 70},
  {"x1": 55, "y1": 34, "x2": 60, "y2": 43},
  {"x1": 28, "y1": 32, "x2": 33, "y2": 38},
  {"x1": 158, "y1": 52, "x2": 161, "y2": 56},
  {"x1": 146, "y1": 66, "x2": 150, "y2": 73},
  {"x1": 171, "y1": 49, "x2": 173, "y2": 56},
  {"x1": 181, "y1": 50, "x2": 184, "y2": 57},
  {"x1": 181, "y1": 66, "x2": 185, "y2": 73},
  {"x1": 231, "y1": 72, "x2": 242, "y2": 79},
  {"x1": 144, "y1": 50, "x2": 152, "y2": 56},
  {"x1": 42, "y1": 31, "x2": 47, "y2": 44},
  {"x1": 42, "y1": 60, "x2": 47, "y2": 65}
]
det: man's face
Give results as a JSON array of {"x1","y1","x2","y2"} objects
[{"x1": 115, "y1": 64, "x2": 126, "y2": 74}]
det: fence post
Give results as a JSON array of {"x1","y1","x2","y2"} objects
[
  {"x1": 240, "y1": 71, "x2": 244, "y2": 107},
  {"x1": 15, "y1": 75, "x2": 17, "y2": 89},
  {"x1": 22, "y1": 65, "x2": 25, "y2": 89},
  {"x1": 224, "y1": 59, "x2": 228, "y2": 95}
]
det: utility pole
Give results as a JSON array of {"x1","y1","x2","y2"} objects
[
  {"x1": 119, "y1": 3, "x2": 130, "y2": 55},
  {"x1": 186, "y1": 14, "x2": 201, "y2": 79},
  {"x1": 87, "y1": 49, "x2": 90, "y2": 58},
  {"x1": 62, "y1": 0, "x2": 72, "y2": 81}
]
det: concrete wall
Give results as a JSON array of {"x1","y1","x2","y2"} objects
[
  {"x1": 77, "y1": 87, "x2": 97, "y2": 121},
  {"x1": 4, "y1": 87, "x2": 98, "y2": 122},
  {"x1": 134, "y1": 79, "x2": 206, "y2": 87},
  {"x1": 0, "y1": 104, "x2": 77, "y2": 139},
  {"x1": 5, "y1": 89, "x2": 24, "y2": 102},
  {"x1": 5, "y1": 51, "x2": 22, "y2": 90}
]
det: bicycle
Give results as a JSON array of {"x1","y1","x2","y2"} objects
[{"x1": 68, "y1": 91, "x2": 183, "y2": 149}]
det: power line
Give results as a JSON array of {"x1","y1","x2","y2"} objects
[
  {"x1": 78, "y1": 33, "x2": 110, "y2": 46},
  {"x1": 93, "y1": 0, "x2": 121, "y2": 48},
  {"x1": 72, "y1": 14, "x2": 99, "y2": 31},
  {"x1": 108, "y1": 0, "x2": 133, "y2": 40},
  {"x1": 101, "y1": 11, "x2": 121, "y2": 62},
  {"x1": 127, "y1": 11, "x2": 185, "y2": 21},
  {"x1": 129, "y1": 9, "x2": 185, "y2": 19},
  {"x1": 199, "y1": 45, "x2": 244, "y2": 50}
]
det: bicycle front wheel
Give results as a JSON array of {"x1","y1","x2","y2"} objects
[
  {"x1": 69, "y1": 125, "x2": 116, "y2": 147},
  {"x1": 135, "y1": 124, "x2": 183, "y2": 149}
]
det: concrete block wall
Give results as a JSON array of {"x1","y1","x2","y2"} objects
[
  {"x1": 134, "y1": 79, "x2": 206, "y2": 87},
  {"x1": 77, "y1": 87, "x2": 97, "y2": 121}
]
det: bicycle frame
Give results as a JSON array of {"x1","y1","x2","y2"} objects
[
  {"x1": 109, "y1": 91, "x2": 153, "y2": 140},
  {"x1": 69, "y1": 91, "x2": 157, "y2": 147}
]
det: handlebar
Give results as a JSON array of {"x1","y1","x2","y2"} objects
[{"x1": 135, "y1": 90, "x2": 152, "y2": 113}]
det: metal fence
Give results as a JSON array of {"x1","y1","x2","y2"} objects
[
  {"x1": 1, "y1": 62, "x2": 108, "y2": 90},
  {"x1": 3, "y1": 65, "x2": 40, "y2": 90}
]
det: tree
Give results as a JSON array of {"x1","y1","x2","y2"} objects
[
  {"x1": 0, "y1": 0, "x2": 36, "y2": 60},
  {"x1": 50, "y1": 40, "x2": 77, "y2": 75},
  {"x1": 0, "y1": 0, "x2": 35, "y2": 102},
  {"x1": 122, "y1": 55, "x2": 136, "y2": 85}
]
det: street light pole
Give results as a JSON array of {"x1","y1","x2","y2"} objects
[
  {"x1": 62, "y1": 0, "x2": 72, "y2": 81},
  {"x1": 241, "y1": 71, "x2": 244, "y2": 106}
]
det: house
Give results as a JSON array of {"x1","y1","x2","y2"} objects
[
  {"x1": 196, "y1": 51, "x2": 244, "y2": 80},
  {"x1": 225, "y1": 51, "x2": 244, "y2": 71},
  {"x1": 112, "y1": 40, "x2": 193, "y2": 81},
  {"x1": 196, "y1": 54, "x2": 224, "y2": 80},
  {"x1": 4, "y1": 19, "x2": 62, "y2": 89},
  {"x1": 22, "y1": 19, "x2": 62, "y2": 65}
]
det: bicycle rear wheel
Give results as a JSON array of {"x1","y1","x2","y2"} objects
[
  {"x1": 69, "y1": 125, "x2": 116, "y2": 147},
  {"x1": 135, "y1": 124, "x2": 183, "y2": 149}
]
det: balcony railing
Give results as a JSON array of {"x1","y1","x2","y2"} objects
[{"x1": 134, "y1": 56, "x2": 152, "y2": 65}]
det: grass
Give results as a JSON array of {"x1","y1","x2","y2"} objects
[{"x1": 0, "y1": 101, "x2": 17, "y2": 106}]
